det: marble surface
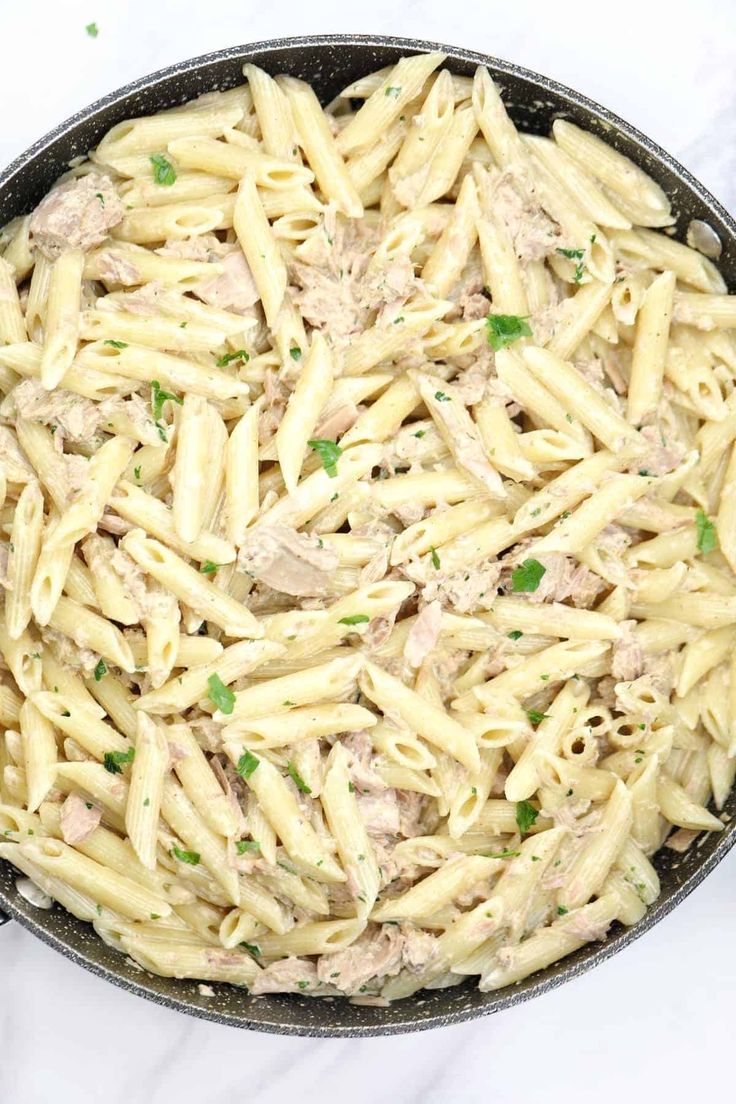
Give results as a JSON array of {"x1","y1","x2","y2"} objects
[{"x1": 1, "y1": 2, "x2": 735, "y2": 1101}]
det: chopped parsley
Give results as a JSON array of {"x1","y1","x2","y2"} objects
[
  {"x1": 103, "y1": 747, "x2": 135, "y2": 774},
  {"x1": 171, "y1": 846, "x2": 200, "y2": 864},
  {"x1": 507, "y1": 630, "x2": 523, "y2": 641},
  {"x1": 133, "y1": 465, "x2": 142, "y2": 481},
  {"x1": 236, "y1": 750, "x2": 260, "y2": 780},
  {"x1": 483, "y1": 848, "x2": 521, "y2": 859},
  {"x1": 150, "y1": 153, "x2": 177, "y2": 186},
  {"x1": 308, "y1": 438, "x2": 342, "y2": 478},
  {"x1": 511, "y1": 558, "x2": 546, "y2": 593},
  {"x1": 85, "y1": 21, "x2": 99, "y2": 37},
  {"x1": 526, "y1": 709, "x2": 549, "y2": 725},
  {"x1": 485, "y1": 313, "x2": 532, "y2": 351},
  {"x1": 287, "y1": 762, "x2": 312, "y2": 795},
  {"x1": 385, "y1": 86, "x2": 401, "y2": 97},
  {"x1": 207, "y1": 673, "x2": 235, "y2": 715},
  {"x1": 430, "y1": 546, "x2": 441, "y2": 570},
  {"x1": 150, "y1": 379, "x2": 182, "y2": 422},
  {"x1": 434, "y1": 390, "x2": 450, "y2": 402},
  {"x1": 348, "y1": 781, "x2": 356, "y2": 793},
  {"x1": 297, "y1": 980, "x2": 309, "y2": 990},
  {"x1": 93, "y1": 658, "x2": 107, "y2": 682},
  {"x1": 573, "y1": 262, "x2": 585, "y2": 284},
  {"x1": 516, "y1": 799, "x2": 539, "y2": 835},
  {"x1": 338, "y1": 614, "x2": 370, "y2": 626},
  {"x1": 216, "y1": 349, "x2": 249, "y2": 367},
  {"x1": 240, "y1": 941, "x2": 261, "y2": 956},
  {"x1": 235, "y1": 839, "x2": 260, "y2": 855},
  {"x1": 199, "y1": 560, "x2": 221, "y2": 575},
  {"x1": 413, "y1": 429, "x2": 426, "y2": 438},
  {"x1": 555, "y1": 247, "x2": 584, "y2": 260},
  {"x1": 289, "y1": 346, "x2": 302, "y2": 361},
  {"x1": 556, "y1": 905, "x2": 569, "y2": 916},
  {"x1": 103, "y1": 339, "x2": 128, "y2": 350},
  {"x1": 695, "y1": 509, "x2": 718, "y2": 554}
]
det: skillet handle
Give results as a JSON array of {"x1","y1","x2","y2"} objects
[{"x1": 0, "y1": 908, "x2": 11, "y2": 927}]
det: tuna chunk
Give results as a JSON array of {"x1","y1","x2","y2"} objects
[
  {"x1": 59, "y1": 792, "x2": 102, "y2": 845},
  {"x1": 403, "y1": 601, "x2": 442, "y2": 668},
  {"x1": 9, "y1": 380, "x2": 101, "y2": 440},
  {"x1": 419, "y1": 560, "x2": 502, "y2": 614},
  {"x1": 316, "y1": 924, "x2": 403, "y2": 994},
  {"x1": 503, "y1": 552, "x2": 603, "y2": 609},
  {"x1": 30, "y1": 173, "x2": 124, "y2": 259},
  {"x1": 489, "y1": 168, "x2": 560, "y2": 262},
  {"x1": 195, "y1": 248, "x2": 260, "y2": 313},
  {"x1": 249, "y1": 956, "x2": 320, "y2": 995},
  {"x1": 237, "y1": 524, "x2": 339, "y2": 597},
  {"x1": 611, "y1": 619, "x2": 644, "y2": 681},
  {"x1": 356, "y1": 791, "x2": 401, "y2": 835}
]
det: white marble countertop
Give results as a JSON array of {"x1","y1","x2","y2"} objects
[{"x1": 1, "y1": 2, "x2": 735, "y2": 1101}]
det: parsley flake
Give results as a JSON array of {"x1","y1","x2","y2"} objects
[
  {"x1": 511, "y1": 558, "x2": 546, "y2": 593},
  {"x1": 555, "y1": 247, "x2": 584, "y2": 260},
  {"x1": 338, "y1": 614, "x2": 369, "y2": 626},
  {"x1": 150, "y1": 379, "x2": 182, "y2": 422},
  {"x1": 236, "y1": 840, "x2": 260, "y2": 854},
  {"x1": 434, "y1": 390, "x2": 450, "y2": 402},
  {"x1": 308, "y1": 438, "x2": 342, "y2": 478},
  {"x1": 150, "y1": 153, "x2": 177, "y2": 186},
  {"x1": 85, "y1": 22, "x2": 99, "y2": 37},
  {"x1": 508, "y1": 630, "x2": 523, "y2": 641},
  {"x1": 430, "y1": 546, "x2": 441, "y2": 570},
  {"x1": 207, "y1": 673, "x2": 235, "y2": 715},
  {"x1": 216, "y1": 349, "x2": 249, "y2": 367},
  {"x1": 526, "y1": 709, "x2": 549, "y2": 725},
  {"x1": 287, "y1": 762, "x2": 312, "y2": 794},
  {"x1": 103, "y1": 339, "x2": 128, "y2": 349},
  {"x1": 486, "y1": 313, "x2": 532, "y2": 351},
  {"x1": 236, "y1": 750, "x2": 260, "y2": 780},
  {"x1": 516, "y1": 799, "x2": 539, "y2": 835},
  {"x1": 171, "y1": 846, "x2": 200, "y2": 865},
  {"x1": 103, "y1": 747, "x2": 135, "y2": 774},
  {"x1": 695, "y1": 509, "x2": 718, "y2": 554},
  {"x1": 385, "y1": 86, "x2": 401, "y2": 98},
  {"x1": 93, "y1": 658, "x2": 107, "y2": 682},
  {"x1": 289, "y1": 346, "x2": 302, "y2": 361},
  {"x1": 199, "y1": 560, "x2": 221, "y2": 575}
]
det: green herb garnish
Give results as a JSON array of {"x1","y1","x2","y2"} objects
[
  {"x1": 216, "y1": 349, "x2": 249, "y2": 367},
  {"x1": 511, "y1": 558, "x2": 546, "y2": 593},
  {"x1": 486, "y1": 313, "x2": 532, "y2": 351},
  {"x1": 93, "y1": 658, "x2": 107, "y2": 682},
  {"x1": 150, "y1": 153, "x2": 176, "y2": 186},
  {"x1": 287, "y1": 762, "x2": 312, "y2": 795},
  {"x1": 171, "y1": 846, "x2": 200, "y2": 865},
  {"x1": 695, "y1": 509, "x2": 718, "y2": 554},
  {"x1": 516, "y1": 799, "x2": 539, "y2": 835},
  {"x1": 308, "y1": 438, "x2": 342, "y2": 478},
  {"x1": 338, "y1": 614, "x2": 369, "y2": 626},
  {"x1": 236, "y1": 750, "x2": 260, "y2": 780},
  {"x1": 103, "y1": 339, "x2": 128, "y2": 349},
  {"x1": 207, "y1": 673, "x2": 235, "y2": 715},
  {"x1": 103, "y1": 747, "x2": 135, "y2": 774}
]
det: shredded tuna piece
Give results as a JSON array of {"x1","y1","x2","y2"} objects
[
  {"x1": 404, "y1": 601, "x2": 443, "y2": 668},
  {"x1": 313, "y1": 401, "x2": 359, "y2": 441},
  {"x1": 316, "y1": 925, "x2": 403, "y2": 994},
  {"x1": 503, "y1": 552, "x2": 604, "y2": 609},
  {"x1": 356, "y1": 791, "x2": 401, "y2": 835},
  {"x1": 93, "y1": 248, "x2": 143, "y2": 286},
  {"x1": 9, "y1": 380, "x2": 99, "y2": 441},
  {"x1": 237, "y1": 524, "x2": 339, "y2": 597},
  {"x1": 400, "y1": 924, "x2": 439, "y2": 971},
  {"x1": 250, "y1": 956, "x2": 320, "y2": 995},
  {"x1": 562, "y1": 910, "x2": 612, "y2": 942},
  {"x1": 419, "y1": 560, "x2": 501, "y2": 614},
  {"x1": 489, "y1": 168, "x2": 560, "y2": 262},
  {"x1": 195, "y1": 248, "x2": 259, "y2": 313},
  {"x1": 59, "y1": 792, "x2": 102, "y2": 844},
  {"x1": 611, "y1": 619, "x2": 644, "y2": 681},
  {"x1": 633, "y1": 424, "x2": 686, "y2": 476},
  {"x1": 30, "y1": 173, "x2": 124, "y2": 259},
  {"x1": 665, "y1": 827, "x2": 701, "y2": 852}
]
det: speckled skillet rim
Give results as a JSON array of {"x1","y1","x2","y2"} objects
[{"x1": 0, "y1": 34, "x2": 734, "y2": 1037}]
